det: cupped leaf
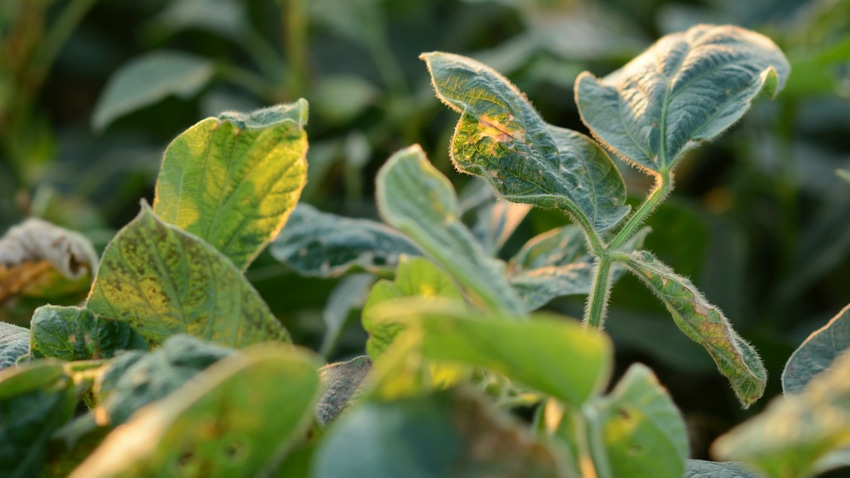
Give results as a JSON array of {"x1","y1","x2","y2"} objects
[
  {"x1": 713, "y1": 350, "x2": 850, "y2": 478},
  {"x1": 153, "y1": 101, "x2": 309, "y2": 271},
  {"x1": 621, "y1": 251, "x2": 765, "y2": 407},
  {"x1": 376, "y1": 145, "x2": 524, "y2": 314},
  {"x1": 586, "y1": 363, "x2": 688, "y2": 478},
  {"x1": 71, "y1": 344, "x2": 321, "y2": 478},
  {"x1": 270, "y1": 203, "x2": 420, "y2": 277},
  {"x1": 317, "y1": 355, "x2": 372, "y2": 426},
  {"x1": 86, "y1": 204, "x2": 289, "y2": 348},
  {"x1": 313, "y1": 387, "x2": 564, "y2": 478},
  {"x1": 422, "y1": 52, "x2": 629, "y2": 232},
  {"x1": 0, "y1": 322, "x2": 29, "y2": 370},
  {"x1": 362, "y1": 256, "x2": 463, "y2": 360},
  {"x1": 783, "y1": 303, "x2": 850, "y2": 393},
  {"x1": 686, "y1": 460, "x2": 760, "y2": 477},
  {"x1": 30, "y1": 305, "x2": 148, "y2": 362},
  {"x1": 92, "y1": 51, "x2": 214, "y2": 131},
  {"x1": 576, "y1": 24, "x2": 790, "y2": 173}
]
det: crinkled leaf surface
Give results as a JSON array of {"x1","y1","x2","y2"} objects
[
  {"x1": 92, "y1": 51, "x2": 214, "y2": 131},
  {"x1": 94, "y1": 334, "x2": 235, "y2": 425},
  {"x1": 72, "y1": 344, "x2": 321, "y2": 478},
  {"x1": 0, "y1": 360, "x2": 77, "y2": 478},
  {"x1": 0, "y1": 322, "x2": 29, "y2": 370},
  {"x1": 86, "y1": 204, "x2": 289, "y2": 347},
  {"x1": 362, "y1": 256, "x2": 463, "y2": 360},
  {"x1": 783, "y1": 303, "x2": 850, "y2": 393},
  {"x1": 270, "y1": 203, "x2": 420, "y2": 277},
  {"x1": 713, "y1": 350, "x2": 850, "y2": 478},
  {"x1": 317, "y1": 355, "x2": 372, "y2": 426},
  {"x1": 153, "y1": 101, "x2": 308, "y2": 271},
  {"x1": 586, "y1": 363, "x2": 688, "y2": 478},
  {"x1": 376, "y1": 145, "x2": 524, "y2": 314},
  {"x1": 30, "y1": 305, "x2": 148, "y2": 362},
  {"x1": 313, "y1": 387, "x2": 563, "y2": 478},
  {"x1": 686, "y1": 460, "x2": 759, "y2": 477},
  {"x1": 422, "y1": 52, "x2": 629, "y2": 232},
  {"x1": 623, "y1": 251, "x2": 765, "y2": 407},
  {"x1": 576, "y1": 24, "x2": 790, "y2": 172}
]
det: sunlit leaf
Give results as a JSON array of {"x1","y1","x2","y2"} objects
[
  {"x1": 0, "y1": 322, "x2": 29, "y2": 370},
  {"x1": 685, "y1": 460, "x2": 759, "y2": 478},
  {"x1": 317, "y1": 355, "x2": 372, "y2": 426},
  {"x1": 376, "y1": 145, "x2": 524, "y2": 314},
  {"x1": 622, "y1": 251, "x2": 765, "y2": 407},
  {"x1": 783, "y1": 303, "x2": 850, "y2": 393},
  {"x1": 71, "y1": 344, "x2": 321, "y2": 477},
  {"x1": 92, "y1": 51, "x2": 214, "y2": 131},
  {"x1": 270, "y1": 203, "x2": 420, "y2": 278},
  {"x1": 422, "y1": 52, "x2": 629, "y2": 232},
  {"x1": 153, "y1": 101, "x2": 309, "y2": 271},
  {"x1": 576, "y1": 24, "x2": 789, "y2": 173},
  {"x1": 86, "y1": 204, "x2": 289, "y2": 348}
]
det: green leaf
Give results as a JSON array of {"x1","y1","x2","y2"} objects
[
  {"x1": 0, "y1": 360, "x2": 77, "y2": 478},
  {"x1": 376, "y1": 145, "x2": 524, "y2": 314},
  {"x1": 313, "y1": 387, "x2": 564, "y2": 478},
  {"x1": 94, "y1": 334, "x2": 235, "y2": 425},
  {"x1": 29, "y1": 305, "x2": 148, "y2": 362},
  {"x1": 86, "y1": 204, "x2": 289, "y2": 348},
  {"x1": 576, "y1": 24, "x2": 789, "y2": 173},
  {"x1": 0, "y1": 322, "x2": 29, "y2": 370},
  {"x1": 463, "y1": 182, "x2": 531, "y2": 255},
  {"x1": 422, "y1": 52, "x2": 629, "y2": 232},
  {"x1": 838, "y1": 169, "x2": 850, "y2": 184},
  {"x1": 362, "y1": 256, "x2": 463, "y2": 360},
  {"x1": 622, "y1": 251, "x2": 765, "y2": 407},
  {"x1": 686, "y1": 460, "x2": 760, "y2": 478},
  {"x1": 91, "y1": 51, "x2": 214, "y2": 131},
  {"x1": 153, "y1": 101, "x2": 309, "y2": 271},
  {"x1": 318, "y1": 273, "x2": 376, "y2": 356},
  {"x1": 71, "y1": 344, "x2": 321, "y2": 477},
  {"x1": 783, "y1": 304, "x2": 850, "y2": 394},
  {"x1": 368, "y1": 300, "x2": 612, "y2": 408},
  {"x1": 317, "y1": 355, "x2": 372, "y2": 426},
  {"x1": 713, "y1": 349, "x2": 850, "y2": 478},
  {"x1": 270, "y1": 203, "x2": 420, "y2": 278},
  {"x1": 146, "y1": 0, "x2": 247, "y2": 41},
  {"x1": 586, "y1": 364, "x2": 688, "y2": 478}
]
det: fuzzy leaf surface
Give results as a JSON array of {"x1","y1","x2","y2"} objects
[
  {"x1": 0, "y1": 322, "x2": 29, "y2": 370},
  {"x1": 623, "y1": 251, "x2": 765, "y2": 407},
  {"x1": 317, "y1": 355, "x2": 372, "y2": 426},
  {"x1": 422, "y1": 52, "x2": 629, "y2": 232},
  {"x1": 270, "y1": 203, "x2": 420, "y2": 277},
  {"x1": 685, "y1": 460, "x2": 759, "y2": 477},
  {"x1": 86, "y1": 204, "x2": 288, "y2": 347},
  {"x1": 153, "y1": 101, "x2": 308, "y2": 271},
  {"x1": 30, "y1": 305, "x2": 148, "y2": 362},
  {"x1": 376, "y1": 145, "x2": 524, "y2": 314},
  {"x1": 783, "y1": 303, "x2": 850, "y2": 393},
  {"x1": 576, "y1": 24, "x2": 789, "y2": 172}
]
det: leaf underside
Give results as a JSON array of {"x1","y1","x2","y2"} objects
[{"x1": 782, "y1": 303, "x2": 850, "y2": 394}]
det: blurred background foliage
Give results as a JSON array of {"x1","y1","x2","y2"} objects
[{"x1": 2, "y1": 0, "x2": 850, "y2": 459}]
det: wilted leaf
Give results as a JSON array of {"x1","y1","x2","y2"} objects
[
  {"x1": 92, "y1": 51, "x2": 214, "y2": 131},
  {"x1": 686, "y1": 460, "x2": 760, "y2": 477},
  {"x1": 376, "y1": 145, "x2": 524, "y2": 314},
  {"x1": 270, "y1": 203, "x2": 420, "y2": 278},
  {"x1": 783, "y1": 304, "x2": 850, "y2": 393},
  {"x1": 71, "y1": 344, "x2": 321, "y2": 478},
  {"x1": 317, "y1": 355, "x2": 372, "y2": 426},
  {"x1": 313, "y1": 387, "x2": 564, "y2": 478},
  {"x1": 622, "y1": 251, "x2": 765, "y2": 407},
  {"x1": 29, "y1": 305, "x2": 148, "y2": 362},
  {"x1": 586, "y1": 364, "x2": 688, "y2": 478},
  {"x1": 422, "y1": 52, "x2": 629, "y2": 232},
  {"x1": 0, "y1": 322, "x2": 29, "y2": 370},
  {"x1": 153, "y1": 101, "x2": 309, "y2": 271},
  {"x1": 576, "y1": 24, "x2": 790, "y2": 173},
  {"x1": 87, "y1": 204, "x2": 289, "y2": 348}
]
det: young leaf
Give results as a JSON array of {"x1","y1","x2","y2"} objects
[
  {"x1": 376, "y1": 145, "x2": 524, "y2": 314},
  {"x1": 422, "y1": 52, "x2": 629, "y2": 232},
  {"x1": 783, "y1": 303, "x2": 850, "y2": 393},
  {"x1": 86, "y1": 204, "x2": 289, "y2": 348},
  {"x1": 713, "y1": 350, "x2": 850, "y2": 478},
  {"x1": 0, "y1": 322, "x2": 29, "y2": 370},
  {"x1": 317, "y1": 355, "x2": 372, "y2": 426},
  {"x1": 586, "y1": 364, "x2": 688, "y2": 478},
  {"x1": 686, "y1": 460, "x2": 760, "y2": 478},
  {"x1": 313, "y1": 387, "x2": 564, "y2": 478},
  {"x1": 71, "y1": 344, "x2": 321, "y2": 477},
  {"x1": 92, "y1": 51, "x2": 214, "y2": 131},
  {"x1": 576, "y1": 24, "x2": 790, "y2": 173},
  {"x1": 270, "y1": 203, "x2": 420, "y2": 278},
  {"x1": 30, "y1": 305, "x2": 148, "y2": 362},
  {"x1": 153, "y1": 101, "x2": 309, "y2": 271},
  {"x1": 622, "y1": 251, "x2": 766, "y2": 407}
]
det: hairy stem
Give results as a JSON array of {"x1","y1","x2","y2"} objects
[
  {"x1": 584, "y1": 255, "x2": 613, "y2": 329},
  {"x1": 609, "y1": 171, "x2": 673, "y2": 251}
]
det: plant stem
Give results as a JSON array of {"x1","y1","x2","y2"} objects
[
  {"x1": 584, "y1": 255, "x2": 613, "y2": 330},
  {"x1": 283, "y1": 0, "x2": 308, "y2": 99},
  {"x1": 608, "y1": 170, "x2": 673, "y2": 251}
]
